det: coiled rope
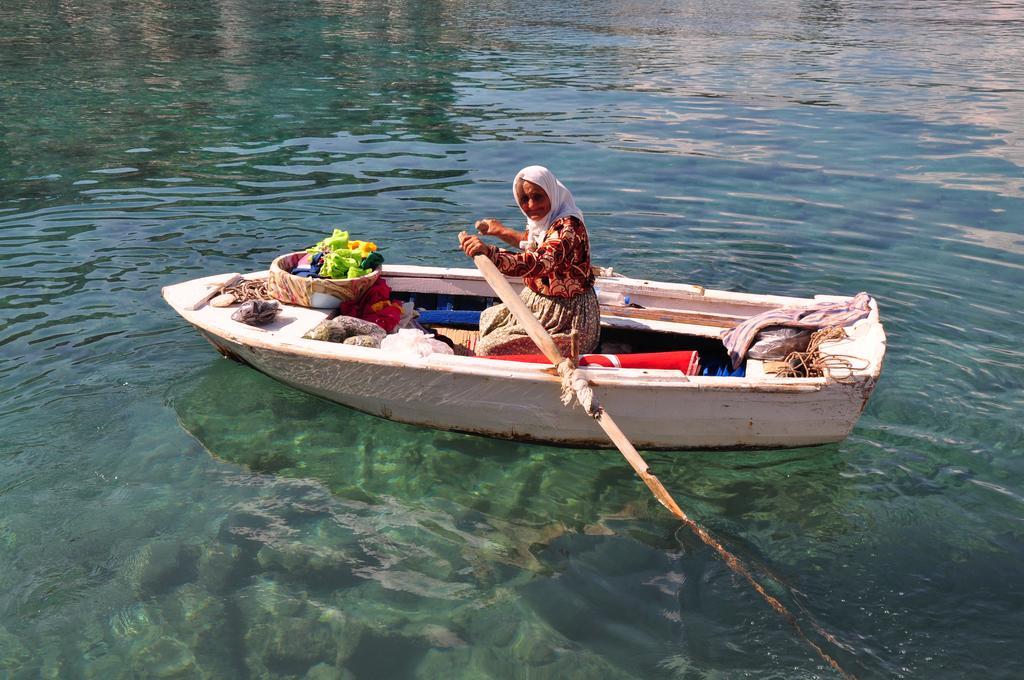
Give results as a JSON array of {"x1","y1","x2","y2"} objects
[
  {"x1": 775, "y1": 327, "x2": 868, "y2": 382},
  {"x1": 223, "y1": 279, "x2": 270, "y2": 302}
]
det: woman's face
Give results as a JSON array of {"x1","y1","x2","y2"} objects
[{"x1": 517, "y1": 180, "x2": 551, "y2": 221}]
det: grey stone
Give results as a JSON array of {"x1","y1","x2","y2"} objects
[
  {"x1": 128, "y1": 634, "x2": 197, "y2": 678},
  {"x1": 155, "y1": 585, "x2": 237, "y2": 679},
  {"x1": 304, "y1": 316, "x2": 386, "y2": 343},
  {"x1": 244, "y1": 617, "x2": 335, "y2": 675},
  {"x1": 130, "y1": 541, "x2": 200, "y2": 597},
  {"x1": 235, "y1": 582, "x2": 363, "y2": 675},
  {"x1": 342, "y1": 335, "x2": 382, "y2": 348},
  {"x1": 196, "y1": 543, "x2": 244, "y2": 594}
]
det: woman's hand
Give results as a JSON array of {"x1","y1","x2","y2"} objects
[
  {"x1": 475, "y1": 218, "x2": 504, "y2": 236},
  {"x1": 459, "y1": 232, "x2": 491, "y2": 258},
  {"x1": 476, "y1": 218, "x2": 527, "y2": 247}
]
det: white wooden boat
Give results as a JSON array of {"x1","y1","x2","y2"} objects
[{"x1": 162, "y1": 265, "x2": 885, "y2": 450}]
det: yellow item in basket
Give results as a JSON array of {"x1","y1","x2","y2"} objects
[{"x1": 348, "y1": 240, "x2": 378, "y2": 258}]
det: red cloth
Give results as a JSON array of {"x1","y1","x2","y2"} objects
[
  {"x1": 486, "y1": 351, "x2": 701, "y2": 375},
  {"x1": 339, "y1": 278, "x2": 403, "y2": 333}
]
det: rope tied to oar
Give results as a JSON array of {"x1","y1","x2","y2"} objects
[{"x1": 557, "y1": 359, "x2": 599, "y2": 416}]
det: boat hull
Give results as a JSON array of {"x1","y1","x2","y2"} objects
[{"x1": 198, "y1": 328, "x2": 873, "y2": 450}]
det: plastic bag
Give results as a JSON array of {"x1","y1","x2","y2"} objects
[
  {"x1": 380, "y1": 329, "x2": 454, "y2": 358},
  {"x1": 747, "y1": 326, "x2": 812, "y2": 360}
]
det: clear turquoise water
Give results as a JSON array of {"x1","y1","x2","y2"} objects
[{"x1": 2, "y1": 1, "x2": 1022, "y2": 677}]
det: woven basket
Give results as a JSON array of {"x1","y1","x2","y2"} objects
[{"x1": 267, "y1": 252, "x2": 381, "y2": 308}]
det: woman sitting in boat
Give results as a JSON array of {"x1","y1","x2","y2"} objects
[{"x1": 459, "y1": 165, "x2": 600, "y2": 357}]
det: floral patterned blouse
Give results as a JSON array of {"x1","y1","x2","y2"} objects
[{"x1": 484, "y1": 216, "x2": 595, "y2": 298}]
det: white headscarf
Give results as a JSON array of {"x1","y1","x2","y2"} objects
[{"x1": 514, "y1": 165, "x2": 583, "y2": 250}]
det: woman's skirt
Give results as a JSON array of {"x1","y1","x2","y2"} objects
[{"x1": 475, "y1": 286, "x2": 600, "y2": 357}]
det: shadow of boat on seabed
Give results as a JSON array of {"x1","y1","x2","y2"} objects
[{"x1": 168, "y1": 358, "x2": 856, "y2": 537}]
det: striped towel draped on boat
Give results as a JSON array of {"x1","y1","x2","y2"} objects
[{"x1": 721, "y1": 292, "x2": 874, "y2": 369}]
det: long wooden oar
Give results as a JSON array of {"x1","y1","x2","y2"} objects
[{"x1": 467, "y1": 247, "x2": 854, "y2": 679}]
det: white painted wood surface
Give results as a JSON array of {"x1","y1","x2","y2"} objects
[{"x1": 162, "y1": 265, "x2": 886, "y2": 450}]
